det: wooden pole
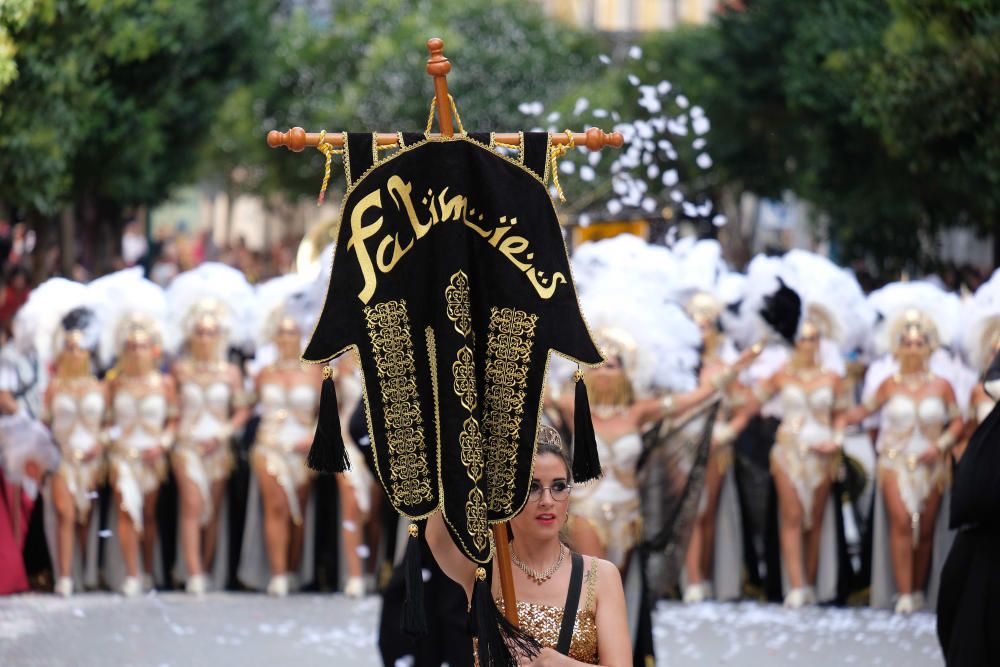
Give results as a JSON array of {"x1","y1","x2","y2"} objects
[{"x1": 267, "y1": 127, "x2": 623, "y2": 151}]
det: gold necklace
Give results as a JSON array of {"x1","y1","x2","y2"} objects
[
  {"x1": 895, "y1": 370, "x2": 929, "y2": 390},
  {"x1": 510, "y1": 543, "x2": 566, "y2": 584},
  {"x1": 592, "y1": 404, "x2": 628, "y2": 420}
]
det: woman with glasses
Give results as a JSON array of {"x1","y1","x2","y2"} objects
[
  {"x1": 840, "y1": 308, "x2": 964, "y2": 614},
  {"x1": 427, "y1": 425, "x2": 632, "y2": 666}
]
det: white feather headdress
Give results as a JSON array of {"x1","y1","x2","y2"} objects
[
  {"x1": 164, "y1": 262, "x2": 256, "y2": 355},
  {"x1": 866, "y1": 281, "x2": 960, "y2": 356},
  {"x1": 90, "y1": 268, "x2": 168, "y2": 370},
  {"x1": 13, "y1": 278, "x2": 105, "y2": 373}
]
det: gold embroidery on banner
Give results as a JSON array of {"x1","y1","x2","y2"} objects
[
  {"x1": 364, "y1": 300, "x2": 433, "y2": 507},
  {"x1": 483, "y1": 306, "x2": 538, "y2": 514},
  {"x1": 445, "y1": 272, "x2": 488, "y2": 554},
  {"x1": 453, "y1": 345, "x2": 477, "y2": 411},
  {"x1": 445, "y1": 271, "x2": 472, "y2": 337}
]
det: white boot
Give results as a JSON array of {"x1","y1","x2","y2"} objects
[
  {"x1": 683, "y1": 582, "x2": 712, "y2": 604},
  {"x1": 185, "y1": 574, "x2": 208, "y2": 596},
  {"x1": 121, "y1": 576, "x2": 142, "y2": 598},
  {"x1": 142, "y1": 574, "x2": 155, "y2": 592},
  {"x1": 783, "y1": 587, "x2": 809, "y2": 609},
  {"x1": 55, "y1": 577, "x2": 74, "y2": 598},
  {"x1": 911, "y1": 591, "x2": 926, "y2": 612},
  {"x1": 894, "y1": 593, "x2": 916, "y2": 615},
  {"x1": 266, "y1": 574, "x2": 289, "y2": 598},
  {"x1": 803, "y1": 586, "x2": 817, "y2": 605},
  {"x1": 344, "y1": 576, "x2": 365, "y2": 599}
]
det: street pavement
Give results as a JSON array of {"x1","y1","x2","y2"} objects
[{"x1": 0, "y1": 593, "x2": 942, "y2": 666}]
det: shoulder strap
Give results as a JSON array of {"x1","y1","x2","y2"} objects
[
  {"x1": 345, "y1": 133, "x2": 377, "y2": 186},
  {"x1": 556, "y1": 551, "x2": 584, "y2": 656},
  {"x1": 521, "y1": 132, "x2": 551, "y2": 182}
]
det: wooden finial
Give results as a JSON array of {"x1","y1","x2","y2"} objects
[
  {"x1": 268, "y1": 127, "x2": 308, "y2": 152},
  {"x1": 426, "y1": 37, "x2": 451, "y2": 77},
  {"x1": 584, "y1": 127, "x2": 624, "y2": 151}
]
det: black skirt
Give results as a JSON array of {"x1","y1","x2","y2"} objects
[{"x1": 937, "y1": 527, "x2": 1000, "y2": 666}]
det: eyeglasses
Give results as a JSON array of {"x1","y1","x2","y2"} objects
[{"x1": 527, "y1": 481, "x2": 572, "y2": 502}]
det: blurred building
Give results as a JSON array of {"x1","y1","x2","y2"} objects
[{"x1": 538, "y1": 0, "x2": 721, "y2": 31}]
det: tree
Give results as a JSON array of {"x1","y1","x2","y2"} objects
[{"x1": 0, "y1": 0, "x2": 278, "y2": 274}]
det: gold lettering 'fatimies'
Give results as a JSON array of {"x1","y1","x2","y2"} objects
[
  {"x1": 483, "y1": 306, "x2": 538, "y2": 514},
  {"x1": 364, "y1": 300, "x2": 433, "y2": 507}
]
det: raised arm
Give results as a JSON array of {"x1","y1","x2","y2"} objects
[{"x1": 425, "y1": 511, "x2": 476, "y2": 601}]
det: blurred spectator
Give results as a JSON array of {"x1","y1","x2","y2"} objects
[
  {"x1": 121, "y1": 220, "x2": 149, "y2": 267},
  {"x1": 150, "y1": 239, "x2": 180, "y2": 286},
  {"x1": 7, "y1": 224, "x2": 35, "y2": 267},
  {"x1": 0, "y1": 267, "x2": 31, "y2": 336}
]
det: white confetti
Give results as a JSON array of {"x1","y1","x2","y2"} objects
[
  {"x1": 578, "y1": 214, "x2": 591, "y2": 228},
  {"x1": 580, "y1": 166, "x2": 596, "y2": 182},
  {"x1": 421, "y1": 569, "x2": 432, "y2": 583},
  {"x1": 628, "y1": 45, "x2": 643, "y2": 60},
  {"x1": 607, "y1": 199, "x2": 623, "y2": 215},
  {"x1": 627, "y1": 74, "x2": 641, "y2": 87},
  {"x1": 670, "y1": 190, "x2": 684, "y2": 203},
  {"x1": 573, "y1": 97, "x2": 589, "y2": 116},
  {"x1": 99, "y1": 529, "x2": 112, "y2": 538},
  {"x1": 676, "y1": 95, "x2": 689, "y2": 108},
  {"x1": 693, "y1": 116, "x2": 711, "y2": 135},
  {"x1": 657, "y1": 80, "x2": 672, "y2": 94},
  {"x1": 342, "y1": 521, "x2": 357, "y2": 533},
  {"x1": 559, "y1": 160, "x2": 575, "y2": 174},
  {"x1": 696, "y1": 153, "x2": 713, "y2": 169},
  {"x1": 598, "y1": 54, "x2": 612, "y2": 65},
  {"x1": 356, "y1": 545, "x2": 371, "y2": 559},
  {"x1": 662, "y1": 169, "x2": 679, "y2": 187}
]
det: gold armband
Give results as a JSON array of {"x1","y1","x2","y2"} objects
[
  {"x1": 862, "y1": 394, "x2": 879, "y2": 413},
  {"x1": 712, "y1": 367, "x2": 737, "y2": 391},
  {"x1": 834, "y1": 393, "x2": 851, "y2": 411},
  {"x1": 832, "y1": 429, "x2": 845, "y2": 448},
  {"x1": 232, "y1": 389, "x2": 253, "y2": 409},
  {"x1": 935, "y1": 431, "x2": 956, "y2": 453},
  {"x1": 661, "y1": 394, "x2": 675, "y2": 416},
  {"x1": 947, "y1": 404, "x2": 962, "y2": 421},
  {"x1": 752, "y1": 385, "x2": 771, "y2": 406}
]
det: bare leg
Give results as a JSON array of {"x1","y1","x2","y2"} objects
[
  {"x1": 336, "y1": 474, "x2": 364, "y2": 579},
  {"x1": 257, "y1": 465, "x2": 290, "y2": 576},
  {"x1": 176, "y1": 467, "x2": 205, "y2": 576},
  {"x1": 699, "y1": 459, "x2": 726, "y2": 580},
  {"x1": 141, "y1": 489, "x2": 159, "y2": 578},
  {"x1": 804, "y1": 478, "x2": 832, "y2": 586},
  {"x1": 567, "y1": 515, "x2": 606, "y2": 561},
  {"x1": 51, "y1": 475, "x2": 76, "y2": 579},
  {"x1": 913, "y1": 485, "x2": 942, "y2": 593},
  {"x1": 201, "y1": 478, "x2": 228, "y2": 571},
  {"x1": 116, "y1": 490, "x2": 140, "y2": 578},
  {"x1": 772, "y1": 463, "x2": 806, "y2": 589},
  {"x1": 881, "y1": 471, "x2": 913, "y2": 595},
  {"x1": 288, "y1": 483, "x2": 310, "y2": 573}
]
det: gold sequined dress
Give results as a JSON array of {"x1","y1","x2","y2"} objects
[{"x1": 496, "y1": 557, "x2": 600, "y2": 664}]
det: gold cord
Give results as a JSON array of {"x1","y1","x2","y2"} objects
[
  {"x1": 549, "y1": 129, "x2": 575, "y2": 203},
  {"x1": 425, "y1": 94, "x2": 467, "y2": 135},
  {"x1": 315, "y1": 129, "x2": 344, "y2": 206}
]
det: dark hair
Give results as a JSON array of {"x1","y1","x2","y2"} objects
[{"x1": 535, "y1": 425, "x2": 572, "y2": 482}]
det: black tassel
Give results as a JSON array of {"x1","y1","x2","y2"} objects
[
  {"x1": 572, "y1": 369, "x2": 602, "y2": 484},
  {"x1": 307, "y1": 366, "x2": 350, "y2": 473},
  {"x1": 401, "y1": 523, "x2": 428, "y2": 637},
  {"x1": 468, "y1": 567, "x2": 540, "y2": 666}
]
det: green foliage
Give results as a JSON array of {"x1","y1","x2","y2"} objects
[{"x1": 638, "y1": 0, "x2": 999, "y2": 273}]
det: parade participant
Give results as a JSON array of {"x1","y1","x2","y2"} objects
[
  {"x1": 427, "y1": 426, "x2": 632, "y2": 666},
  {"x1": 44, "y1": 307, "x2": 106, "y2": 596},
  {"x1": 238, "y1": 273, "x2": 372, "y2": 596},
  {"x1": 92, "y1": 269, "x2": 175, "y2": 596},
  {"x1": 166, "y1": 263, "x2": 253, "y2": 594},
  {"x1": 557, "y1": 236, "x2": 756, "y2": 571},
  {"x1": 738, "y1": 250, "x2": 873, "y2": 608},
  {"x1": 680, "y1": 290, "x2": 751, "y2": 603},
  {"x1": 841, "y1": 306, "x2": 964, "y2": 614}
]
